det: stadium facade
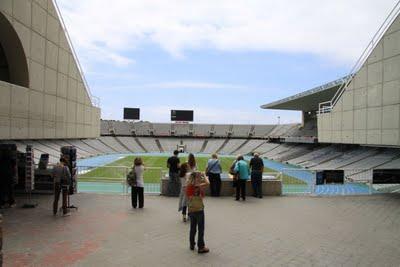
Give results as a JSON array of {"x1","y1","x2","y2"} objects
[
  {"x1": 263, "y1": 8, "x2": 400, "y2": 148},
  {"x1": 318, "y1": 13, "x2": 400, "y2": 147},
  {"x1": 0, "y1": 0, "x2": 100, "y2": 140}
]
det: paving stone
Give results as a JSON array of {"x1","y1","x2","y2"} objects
[{"x1": 1, "y1": 194, "x2": 400, "y2": 266}]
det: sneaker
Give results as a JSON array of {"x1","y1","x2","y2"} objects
[
  {"x1": 183, "y1": 215, "x2": 187, "y2": 222},
  {"x1": 198, "y1": 247, "x2": 210, "y2": 254},
  {"x1": 63, "y1": 212, "x2": 71, "y2": 217}
]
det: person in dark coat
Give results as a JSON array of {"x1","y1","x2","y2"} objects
[{"x1": 249, "y1": 153, "x2": 264, "y2": 198}]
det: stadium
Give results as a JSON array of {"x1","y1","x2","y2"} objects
[{"x1": 1, "y1": 0, "x2": 400, "y2": 266}]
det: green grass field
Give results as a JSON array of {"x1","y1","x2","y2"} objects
[{"x1": 79, "y1": 155, "x2": 305, "y2": 185}]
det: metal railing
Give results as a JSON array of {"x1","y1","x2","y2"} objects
[
  {"x1": 318, "y1": 1, "x2": 400, "y2": 114},
  {"x1": 279, "y1": 168, "x2": 380, "y2": 195},
  {"x1": 52, "y1": 0, "x2": 100, "y2": 107},
  {"x1": 77, "y1": 165, "x2": 164, "y2": 194}
]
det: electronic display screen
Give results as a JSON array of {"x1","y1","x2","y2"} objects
[
  {"x1": 171, "y1": 110, "x2": 194, "y2": 121},
  {"x1": 123, "y1": 108, "x2": 140, "y2": 120}
]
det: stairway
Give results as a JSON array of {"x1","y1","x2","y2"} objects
[
  {"x1": 231, "y1": 139, "x2": 250, "y2": 155},
  {"x1": 115, "y1": 137, "x2": 134, "y2": 153},
  {"x1": 200, "y1": 139, "x2": 208, "y2": 153},
  {"x1": 155, "y1": 139, "x2": 164, "y2": 153},
  {"x1": 216, "y1": 139, "x2": 230, "y2": 154},
  {"x1": 134, "y1": 138, "x2": 148, "y2": 153}
]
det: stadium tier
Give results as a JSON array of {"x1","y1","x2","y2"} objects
[{"x1": 100, "y1": 120, "x2": 289, "y2": 139}]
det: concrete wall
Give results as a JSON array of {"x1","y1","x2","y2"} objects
[
  {"x1": 161, "y1": 178, "x2": 283, "y2": 196},
  {"x1": 318, "y1": 15, "x2": 400, "y2": 147},
  {"x1": 0, "y1": 0, "x2": 100, "y2": 140}
]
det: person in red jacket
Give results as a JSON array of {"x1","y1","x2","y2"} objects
[{"x1": 186, "y1": 171, "x2": 210, "y2": 253}]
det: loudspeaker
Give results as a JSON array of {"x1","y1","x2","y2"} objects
[
  {"x1": 0, "y1": 144, "x2": 18, "y2": 184},
  {"x1": 38, "y1": 154, "x2": 49, "y2": 170}
]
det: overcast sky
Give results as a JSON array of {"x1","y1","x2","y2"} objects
[{"x1": 58, "y1": 0, "x2": 398, "y2": 124}]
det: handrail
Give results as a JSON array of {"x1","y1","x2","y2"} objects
[
  {"x1": 319, "y1": 1, "x2": 400, "y2": 114},
  {"x1": 52, "y1": 0, "x2": 100, "y2": 108}
]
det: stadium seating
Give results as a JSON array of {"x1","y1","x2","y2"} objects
[
  {"x1": 99, "y1": 136, "x2": 131, "y2": 153},
  {"x1": 193, "y1": 124, "x2": 212, "y2": 137},
  {"x1": 134, "y1": 121, "x2": 152, "y2": 136},
  {"x1": 137, "y1": 137, "x2": 161, "y2": 152},
  {"x1": 82, "y1": 139, "x2": 117, "y2": 154},
  {"x1": 232, "y1": 125, "x2": 251, "y2": 138},
  {"x1": 184, "y1": 139, "x2": 205, "y2": 153},
  {"x1": 255, "y1": 142, "x2": 281, "y2": 154},
  {"x1": 158, "y1": 138, "x2": 180, "y2": 152},
  {"x1": 153, "y1": 123, "x2": 171, "y2": 136},
  {"x1": 218, "y1": 139, "x2": 248, "y2": 155},
  {"x1": 233, "y1": 139, "x2": 266, "y2": 155},
  {"x1": 116, "y1": 137, "x2": 146, "y2": 153},
  {"x1": 312, "y1": 147, "x2": 379, "y2": 170},
  {"x1": 253, "y1": 125, "x2": 276, "y2": 138},
  {"x1": 203, "y1": 139, "x2": 226, "y2": 154}
]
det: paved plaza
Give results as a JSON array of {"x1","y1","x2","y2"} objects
[{"x1": 2, "y1": 193, "x2": 400, "y2": 266}]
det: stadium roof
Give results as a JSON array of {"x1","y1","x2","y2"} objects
[{"x1": 261, "y1": 76, "x2": 349, "y2": 112}]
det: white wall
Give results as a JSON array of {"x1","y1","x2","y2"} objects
[{"x1": 318, "y1": 15, "x2": 400, "y2": 147}]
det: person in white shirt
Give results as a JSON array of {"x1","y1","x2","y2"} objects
[{"x1": 132, "y1": 157, "x2": 145, "y2": 209}]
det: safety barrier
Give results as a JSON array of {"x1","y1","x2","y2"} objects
[{"x1": 77, "y1": 165, "x2": 164, "y2": 194}]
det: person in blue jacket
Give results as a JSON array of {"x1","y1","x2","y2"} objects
[{"x1": 234, "y1": 155, "x2": 250, "y2": 201}]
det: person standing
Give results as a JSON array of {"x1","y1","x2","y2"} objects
[
  {"x1": 186, "y1": 172, "x2": 210, "y2": 254},
  {"x1": 249, "y1": 153, "x2": 264, "y2": 198},
  {"x1": 131, "y1": 157, "x2": 145, "y2": 209},
  {"x1": 167, "y1": 150, "x2": 181, "y2": 196},
  {"x1": 178, "y1": 163, "x2": 189, "y2": 222},
  {"x1": 188, "y1": 153, "x2": 197, "y2": 172},
  {"x1": 206, "y1": 154, "x2": 222, "y2": 196},
  {"x1": 234, "y1": 155, "x2": 250, "y2": 201},
  {"x1": 52, "y1": 158, "x2": 71, "y2": 216}
]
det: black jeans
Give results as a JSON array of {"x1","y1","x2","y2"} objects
[
  {"x1": 251, "y1": 171, "x2": 263, "y2": 197},
  {"x1": 209, "y1": 173, "x2": 221, "y2": 196},
  {"x1": 131, "y1": 186, "x2": 144, "y2": 208},
  {"x1": 189, "y1": 210, "x2": 205, "y2": 248},
  {"x1": 53, "y1": 183, "x2": 68, "y2": 215},
  {"x1": 182, "y1": 206, "x2": 187, "y2": 215},
  {"x1": 236, "y1": 179, "x2": 246, "y2": 200}
]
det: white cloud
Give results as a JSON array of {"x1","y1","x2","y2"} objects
[
  {"x1": 58, "y1": 0, "x2": 398, "y2": 65},
  {"x1": 93, "y1": 81, "x2": 252, "y2": 92}
]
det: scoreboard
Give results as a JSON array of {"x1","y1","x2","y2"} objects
[{"x1": 171, "y1": 110, "x2": 193, "y2": 122}]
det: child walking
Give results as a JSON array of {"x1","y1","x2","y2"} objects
[{"x1": 186, "y1": 171, "x2": 210, "y2": 254}]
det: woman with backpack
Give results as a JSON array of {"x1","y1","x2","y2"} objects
[
  {"x1": 128, "y1": 157, "x2": 145, "y2": 209},
  {"x1": 188, "y1": 153, "x2": 197, "y2": 172}
]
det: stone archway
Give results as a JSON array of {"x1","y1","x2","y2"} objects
[{"x1": 0, "y1": 11, "x2": 29, "y2": 88}]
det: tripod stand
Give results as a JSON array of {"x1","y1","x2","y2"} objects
[{"x1": 58, "y1": 185, "x2": 78, "y2": 214}]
